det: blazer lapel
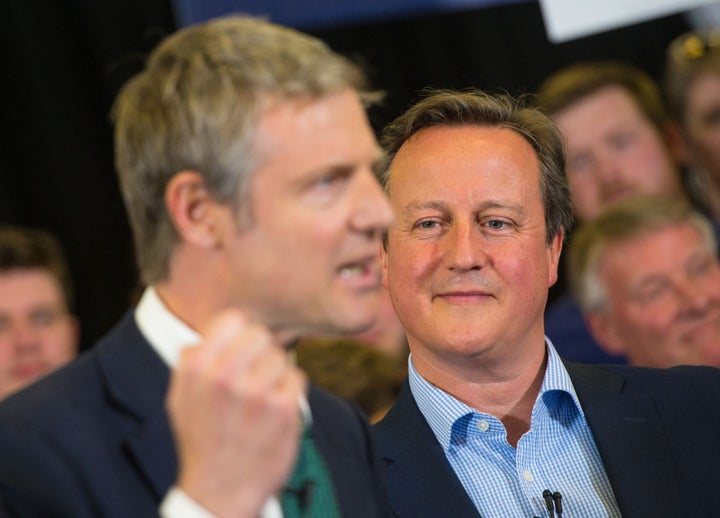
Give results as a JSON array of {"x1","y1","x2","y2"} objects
[
  {"x1": 96, "y1": 312, "x2": 178, "y2": 500},
  {"x1": 566, "y1": 362, "x2": 682, "y2": 517},
  {"x1": 374, "y1": 382, "x2": 480, "y2": 518}
]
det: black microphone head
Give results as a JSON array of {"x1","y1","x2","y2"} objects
[
  {"x1": 552, "y1": 492, "x2": 563, "y2": 513},
  {"x1": 542, "y1": 489, "x2": 554, "y2": 512}
]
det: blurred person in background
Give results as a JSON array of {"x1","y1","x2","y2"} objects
[
  {"x1": 569, "y1": 196, "x2": 720, "y2": 368},
  {"x1": 536, "y1": 61, "x2": 688, "y2": 364},
  {"x1": 0, "y1": 225, "x2": 78, "y2": 400},
  {"x1": 665, "y1": 29, "x2": 720, "y2": 225},
  {"x1": 537, "y1": 61, "x2": 684, "y2": 223},
  {"x1": 295, "y1": 337, "x2": 406, "y2": 423}
]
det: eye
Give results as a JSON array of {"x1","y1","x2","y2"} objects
[
  {"x1": 411, "y1": 218, "x2": 445, "y2": 237},
  {"x1": 416, "y1": 220, "x2": 439, "y2": 229},
  {"x1": 29, "y1": 310, "x2": 58, "y2": 328},
  {"x1": 700, "y1": 108, "x2": 720, "y2": 127},
  {"x1": 480, "y1": 217, "x2": 514, "y2": 234},
  {"x1": 687, "y1": 255, "x2": 715, "y2": 279},
  {"x1": 486, "y1": 219, "x2": 507, "y2": 230},
  {"x1": 611, "y1": 131, "x2": 635, "y2": 151},
  {"x1": 631, "y1": 279, "x2": 670, "y2": 305},
  {"x1": 567, "y1": 153, "x2": 593, "y2": 174},
  {"x1": 314, "y1": 171, "x2": 348, "y2": 189}
]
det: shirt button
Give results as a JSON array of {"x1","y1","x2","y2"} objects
[
  {"x1": 477, "y1": 420, "x2": 490, "y2": 432},
  {"x1": 523, "y1": 470, "x2": 534, "y2": 482}
]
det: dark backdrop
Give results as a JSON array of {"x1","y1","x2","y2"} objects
[{"x1": 1, "y1": 0, "x2": 691, "y2": 350}]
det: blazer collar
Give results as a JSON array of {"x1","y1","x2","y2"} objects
[
  {"x1": 565, "y1": 362, "x2": 682, "y2": 517},
  {"x1": 374, "y1": 381, "x2": 480, "y2": 517},
  {"x1": 95, "y1": 311, "x2": 177, "y2": 499}
]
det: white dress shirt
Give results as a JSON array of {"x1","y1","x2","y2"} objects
[{"x1": 134, "y1": 287, "x2": 284, "y2": 518}]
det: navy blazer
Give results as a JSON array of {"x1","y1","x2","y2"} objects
[
  {"x1": 373, "y1": 361, "x2": 720, "y2": 517},
  {"x1": 0, "y1": 312, "x2": 387, "y2": 517}
]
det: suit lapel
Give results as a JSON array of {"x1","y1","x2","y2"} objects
[
  {"x1": 374, "y1": 382, "x2": 480, "y2": 517},
  {"x1": 566, "y1": 362, "x2": 682, "y2": 517},
  {"x1": 95, "y1": 312, "x2": 178, "y2": 500}
]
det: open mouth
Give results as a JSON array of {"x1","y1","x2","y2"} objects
[
  {"x1": 12, "y1": 363, "x2": 48, "y2": 379},
  {"x1": 337, "y1": 258, "x2": 381, "y2": 288},
  {"x1": 339, "y1": 263, "x2": 370, "y2": 278}
]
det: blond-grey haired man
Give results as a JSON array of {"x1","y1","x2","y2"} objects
[
  {"x1": 570, "y1": 196, "x2": 720, "y2": 368},
  {"x1": 0, "y1": 16, "x2": 392, "y2": 518}
]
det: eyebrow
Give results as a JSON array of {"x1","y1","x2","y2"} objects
[
  {"x1": 400, "y1": 199, "x2": 526, "y2": 215},
  {"x1": 400, "y1": 200, "x2": 449, "y2": 214}
]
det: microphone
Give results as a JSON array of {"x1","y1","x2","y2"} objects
[
  {"x1": 542, "y1": 489, "x2": 555, "y2": 517},
  {"x1": 553, "y1": 492, "x2": 563, "y2": 517},
  {"x1": 284, "y1": 480, "x2": 315, "y2": 510}
]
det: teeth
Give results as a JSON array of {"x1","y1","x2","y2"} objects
[{"x1": 340, "y1": 265, "x2": 364, "y2": 278}]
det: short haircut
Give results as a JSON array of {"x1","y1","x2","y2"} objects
[
  {"x1": 569, "y1": 196, "x2": 716, "y2": 313},
  {"x1": 536, "y1": 61, "x2": 668, "y2": 133},
  {"x1": 113, "y1": 15, "x2": 373, "y2": 285},
  {"x1": 0, "y1": 226, "x2": 74, "y2": 310},
  {"x1": 379, "y1": 89, "x2": 573, "y2": 245}
]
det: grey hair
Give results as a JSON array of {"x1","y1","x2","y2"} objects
[{"x1": 113, "y1": 15, "x2": 372, "y2": 284}]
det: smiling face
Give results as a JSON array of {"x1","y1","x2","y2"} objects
[
  {"x1": 381, "y1": 125, "x2": 562, "y2": 380},
  {"x1": 588, "y1": 222, "x2": 720, "y2": 368},
  {"x1": 0, "y1": 270, "x2": 78, "y2": 399},
  {"x1": 554, "y1": 85, "x2": 681, "y2": 222},
  {"x1": 214, "y1": 89, "x2": 393, "y2": 341}
]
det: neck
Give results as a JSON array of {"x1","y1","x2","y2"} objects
[{"x1": 412, "y1": 340, "x2": 547, "y2": 447}]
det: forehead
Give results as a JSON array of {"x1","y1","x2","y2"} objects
[
  {"x1": 600, "y1": 223, "x2": 708, "y2": 273},
  {"x1": 554, "y1": 85, "x2": 651, "y2": 137},
  {"x1": 686, "y1": 71, "x2": 720, "y2": 108},
  {"x1": 251, "y1": 90, "x2": 380, "y2": 182},
  {"x1": 388, "y1": 125, "x2": 542, "y2": 204},
  {"x1": 0, "y1": 269, "x2": 64, "y2": 310}
]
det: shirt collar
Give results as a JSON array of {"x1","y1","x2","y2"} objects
[
  {"x1": 134, "y1": 286, "x2": 199, "y2": 368},
  {"x1": 133, "y1": 286, "x2": 312, "y2": 425},
  {"x1": 408, "y1": 338, "x2": 583, "y2": 452}
]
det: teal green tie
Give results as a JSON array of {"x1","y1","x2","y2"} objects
[{"x1": 281, "y1": 426, "x2": 341, "y2": 517}]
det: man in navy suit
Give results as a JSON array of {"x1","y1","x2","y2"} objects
[
  {"x1": 0, "y1": 15, "x2": 392, "y2": 517},
  {"x1": 374, "y1": 89, "x2": 720, "y2": 517}
]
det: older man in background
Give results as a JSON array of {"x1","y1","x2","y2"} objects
[
  {"x1": 537, "y1": 62, "x2": 689, "y2": 364},
  {"x1": 569, "y1": 196, "x2": 720, "y2": 368}
]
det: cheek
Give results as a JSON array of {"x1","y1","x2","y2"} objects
[
  {"x1": 569, "y1": 179, "x2": 601, "y2": 220},
  {"x1": 623, "y1": 304, "x2": 676, "y2": 336},
  {"x1": 385, "y1": 242, "x2": 434, "y2": 293},
  {"x1": 46, "y1": 335, "x2": 77, "y2": 361},
  {"x1": 696, "y1": 131, "x2": 720, "y2": 168},
  {"x1": 569, "y1": 176, "x2": 597, "y2": 201},
  {"x1": 0, "y1": 340, "x2": 13, "y2": 362}
]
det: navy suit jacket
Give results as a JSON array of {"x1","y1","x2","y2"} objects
[
  {"x1": 374, "y1": 361, "x2": 720, "y2": 517},
  {"x1": 0, "y1": 312, "x2": 387, "y2": 517}
]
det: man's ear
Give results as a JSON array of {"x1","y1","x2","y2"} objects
[
  {"x1": 380, "y1": 238, "x2": 389, "y2": 290},
  {"x1": 586, "y1": 311, "x2": 626, "y2": 357},
  {"x1": 547, "y1": 229, "x2": 564, "y2": 287},
  {"x1": 165, "y1": 171, "x2": 220, "y2": 248}
]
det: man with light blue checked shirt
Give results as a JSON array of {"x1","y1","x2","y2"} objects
[{"x1": 373, "y1": 89, "x2": 720, "y2": 517}]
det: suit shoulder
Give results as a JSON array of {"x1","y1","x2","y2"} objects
[{"x1": 308, "y1": 383, "x2": 368, "y2": 432}]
